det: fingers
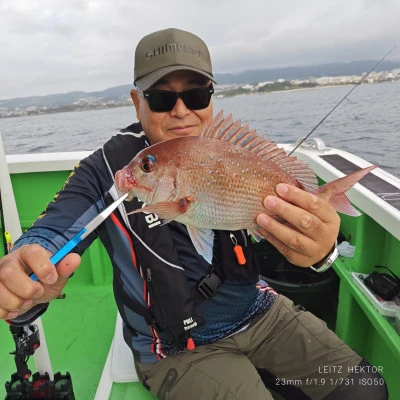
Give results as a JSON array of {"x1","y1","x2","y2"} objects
[
  {"x1": 50, "y1": 253, "x2": 81, "y2": 291},
  {"x1": 256, "y1": 184, "x2": 340, "y2": 267},
  {"x1": 19, "y1": 244, "x2": 58, "y2": 284},
  {"x1": 27, "y1": 253, "x2": 81, "y2": 308},
  {"x1": 0, "y1": 244, "x2": 81, "y2": 320},
  {"x1": 0, "y1": 280, "x2": 35, "y2": 319},
  {"x1": 262, "y1": 184, "x2": 340, "y2": 239},
  {"x1": 0, "y1": 253, "x2": 44, "y2": 319},
  {"x1": 0, "y1": 248, "x2": 45, "y2": 293},
  {"x1": 256, "y1": 215, "x2": 317, "y2": 266},
  {"x1": 273, "y1": 183, "x2": 339, "y2": 229}
]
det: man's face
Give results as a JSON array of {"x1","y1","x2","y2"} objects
[{"x1": 131, "y1": 70, "x2": 214, "y2": 145}]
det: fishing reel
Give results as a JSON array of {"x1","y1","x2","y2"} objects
[
  {"x1": 8, "y1": 324, "x2": 40, "y2": 381},
  {"x1": 5, "y1": 323, "x2": 75, "y2": 400}
]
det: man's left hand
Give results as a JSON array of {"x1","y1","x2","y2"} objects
[{"x1": 256, "y1": 183, "x2": 340, "y2": 267}]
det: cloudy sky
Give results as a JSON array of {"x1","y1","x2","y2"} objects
[{"x1": 1, "y1": 0, "x2": 399, "y2": 99}]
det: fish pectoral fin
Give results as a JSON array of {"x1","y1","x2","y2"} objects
[
  {"x1": 126, "y1": 197, "x2": 192, "y2": 220},
  {"x1": 248, "y1": 229, "x2": 264, "y2": 242},
  {"x1": 187, "y1": 226, "x2": 214, "y2": 264}
]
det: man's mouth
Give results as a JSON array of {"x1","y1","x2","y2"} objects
[{"x1": 169, "y1": 125, "x2": 195, "y2": 134}]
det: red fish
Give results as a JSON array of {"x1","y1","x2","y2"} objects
[{"x1": 115, "y1": 111, "x2": 375, "y2": 262}]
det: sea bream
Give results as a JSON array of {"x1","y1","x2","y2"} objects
[{"x1": 115, "y1": 111, "x2": 376, "y2": 262}]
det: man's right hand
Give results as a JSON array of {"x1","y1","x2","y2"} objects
[{"x1": 0, "y1": 244, "x2": 80, "y2": 320}]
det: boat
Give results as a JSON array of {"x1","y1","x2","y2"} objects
[{"x1": 0, "y1": 137, "x2": 399, "y2": 399}]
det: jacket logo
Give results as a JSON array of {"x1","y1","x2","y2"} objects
[
  {"x1": 183, "y1": 317, "x2": 198, "y2": 331},
  {"x1": 141, "y1": 202, "x2": 161, "y2": 228}
]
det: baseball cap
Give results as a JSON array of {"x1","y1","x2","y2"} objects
[{"x1": 134, "y1": 28, "x2": 216, "y2": 91}]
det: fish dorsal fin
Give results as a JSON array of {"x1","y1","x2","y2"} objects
[{"x1": 202, "y1": 111, "x2": 319, "y2": 192}]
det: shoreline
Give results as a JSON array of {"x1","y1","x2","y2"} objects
[
  {"x1": 1, "y1": 81, "x2": 399, "y2": 119},
  {"x1": 215, "y1": 82, "x2": 372, "y2": 99},
  {"x1": 215, "y1": 80, "x2": 400, "y2": 99},
  {"x1": 215, "y1": 83, "x2": 352, "y2": 99},
  {"x1": 266, "y1": 83, "x2": 353, "y2": 94}
]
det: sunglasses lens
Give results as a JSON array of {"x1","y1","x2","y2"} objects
[
  {"x1": 145, "y1": 87, "x2": 213, "y2": 112},
  {"x1": 146, "y1": 91, "x2": 177, "y2": 112},
  {"x1": 183, "y1": 88, "x2": 213, "y2": 110}
]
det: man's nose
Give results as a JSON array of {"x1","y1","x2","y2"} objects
[{"x1": 170, "y1": 97, "x2": 191, "y2": 117}]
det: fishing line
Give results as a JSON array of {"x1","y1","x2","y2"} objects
[
  {"x1": 288, "y1": 44, "x2": 398, "y2": 156},
  {"x1": 0, "y1": 189, "x2": 8, "y2": 256}
]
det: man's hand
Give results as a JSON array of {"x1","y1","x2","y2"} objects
[
  {"x1": 0, "y1": 244, "x2": 80, "y2": 320},
  {"x1": 256, "y1": 183, "x2": 340, "y2": 267}
]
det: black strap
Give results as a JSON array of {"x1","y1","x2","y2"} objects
[
  {"x1": 192, "y1": 270, "x2": 222, "y2": 305},
  {"x1": 116, "y1": 286, "x2": 153, "y2": 326},
  {"x1": 9, "y1": 303, "x2": 49, "y2": 327}
]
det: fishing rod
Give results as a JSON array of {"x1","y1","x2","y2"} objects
[{"x1": 288, "y1": 44, "x2": 398, "y2": 156}]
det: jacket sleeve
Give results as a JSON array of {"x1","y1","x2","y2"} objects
[{"x1": 12, "y1": 147, "x2": 114, "y2": 256}]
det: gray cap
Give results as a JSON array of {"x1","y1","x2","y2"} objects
[{"x1": 134, "y1": 28, "x2": 216, "y2": 91}]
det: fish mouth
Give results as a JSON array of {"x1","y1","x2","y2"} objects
[
  {"x1": 115, "y1": 169, "x2": 152, "y2": 195},
  {"x1": 115, "y1": 169, "x2": 134, "y2": 192}
]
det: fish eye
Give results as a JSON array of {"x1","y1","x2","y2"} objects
[{"x1": 141, "y1": 155, "x2": 155, "y2": 173}]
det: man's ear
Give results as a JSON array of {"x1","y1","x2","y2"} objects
[{"x1": 130, "y1": 89, "x2": 141, "y2": 121}]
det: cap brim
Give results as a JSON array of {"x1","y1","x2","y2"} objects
[{"x1": 135, "y1": 65, "x2": 216, "y2": 91}]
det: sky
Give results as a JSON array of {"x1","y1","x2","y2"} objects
[{"x1": 1, "y1": 0, "x2": 399, "y2": 99}]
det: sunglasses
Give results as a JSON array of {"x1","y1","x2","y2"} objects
[{"x1": 138, "y1": 86, "x2": 214, "y2": 113}]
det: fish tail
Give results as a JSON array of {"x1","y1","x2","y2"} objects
[{"x1": 317, "y1": 165, "x2": 376, "y2": 216}]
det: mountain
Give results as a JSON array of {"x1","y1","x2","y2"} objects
[
  {"x1": 0, "y1": 85, "x2": 131, "y2": 109},
  {"x1": 1, "y1": 60, "x2": 400, "y2": 110},
  {"x1": 214, "y1": 60, "x2": 400, "y2": 84}
]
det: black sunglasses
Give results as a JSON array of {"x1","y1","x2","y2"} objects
[{"x1": 138, "y1": 86, "x2": 214, "y2": 113}]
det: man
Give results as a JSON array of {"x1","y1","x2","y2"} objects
[{"x1": 0, "y1": 28, "x2": 387, "y2": 400}]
